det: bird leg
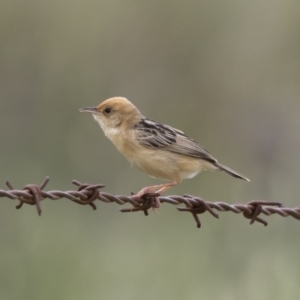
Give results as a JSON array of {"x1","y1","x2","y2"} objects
[{"x1": 133, "y1": 181, "x2": 178, "y2": 210}]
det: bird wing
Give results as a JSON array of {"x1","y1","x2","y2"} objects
[{"x1": 134, "y1": 118, "x2": 217, "y2": 163}]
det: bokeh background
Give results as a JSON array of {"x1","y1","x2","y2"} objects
[{"x1": 1, "y1": 1, "x2": 300, "y2": 299}]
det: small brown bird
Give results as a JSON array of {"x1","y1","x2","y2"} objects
[{"x1": 80, "y1": 97, "x2": 249, "y2": 206}]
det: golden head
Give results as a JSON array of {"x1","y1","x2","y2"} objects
[{"x1": 80, "y1": 97, "x2": 142, "y2": 132}]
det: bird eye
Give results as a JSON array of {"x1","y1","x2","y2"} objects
[{"x1": 103, "y1": 107, "x2": 112, "y2": 114}]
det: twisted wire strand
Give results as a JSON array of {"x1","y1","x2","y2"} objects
[{"x1": 1, "y1": 176, "x2": 299, "y2": 228}]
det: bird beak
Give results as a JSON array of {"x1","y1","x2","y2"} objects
[{"x1": 79, "y1": 107, "x2": 100, "y2": 114}]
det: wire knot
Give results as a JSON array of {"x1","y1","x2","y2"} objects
[
  {"x1": 72, "y1": 180, "x2": 105, "y2": 210},
  {"x1": 177, "y1": 195, "x2": 219, "y2": 228},
  {"x1": 244, "y1": 201, "x2": 282, "y2": 226},
  {"x1": 6, "y1": 177, "x2": 50, "y2": 216}
]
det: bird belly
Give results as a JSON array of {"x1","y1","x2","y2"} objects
[
  {"x1": 132, "y1": 150, "x2": 180, "y2": 181},
  {"x1": 129, "y1": 149, "x2": 214, "y2": 182},
  {"x1": 110, "y1": 135, "x2": 217, "y2": 181},
  {"x1": 179, "y1": 169, "x2": 200, "y2": 179}
]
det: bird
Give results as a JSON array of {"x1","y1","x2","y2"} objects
[{"x1": 80, "y1": 97, "x2": 249, "y2": 208}]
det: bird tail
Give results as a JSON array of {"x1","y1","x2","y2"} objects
[{"x1": 215, "y1": 162, "x2": 250, "y2": 182}]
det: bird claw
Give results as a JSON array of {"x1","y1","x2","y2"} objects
[{"x1": 120, "y1": 192, "x2": 161, "y2": 215}]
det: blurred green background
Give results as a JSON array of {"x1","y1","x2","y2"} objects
[{"x1": 1, "y1": 1, "x2": 300, "y2": 299}]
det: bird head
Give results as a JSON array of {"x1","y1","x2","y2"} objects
[{"x1": 80, "y1": 97, "x2": 142, "y2": 135}]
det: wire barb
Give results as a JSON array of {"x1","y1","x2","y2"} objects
[{"x1": 1, "y1": 177, "x2": 300, "y2": 228}]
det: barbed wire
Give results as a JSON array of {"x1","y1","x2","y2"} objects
[{"x1": 1, "y1": 176, "x2": 299, "y2": 228}]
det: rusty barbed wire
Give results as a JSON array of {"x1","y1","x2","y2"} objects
[{"x1": 1, "y1": 176, "x2": 300, "y2": 228}]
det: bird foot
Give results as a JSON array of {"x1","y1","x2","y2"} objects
[{"x1": 131, "y1": 190, "x2": 161, "y2": 212}]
